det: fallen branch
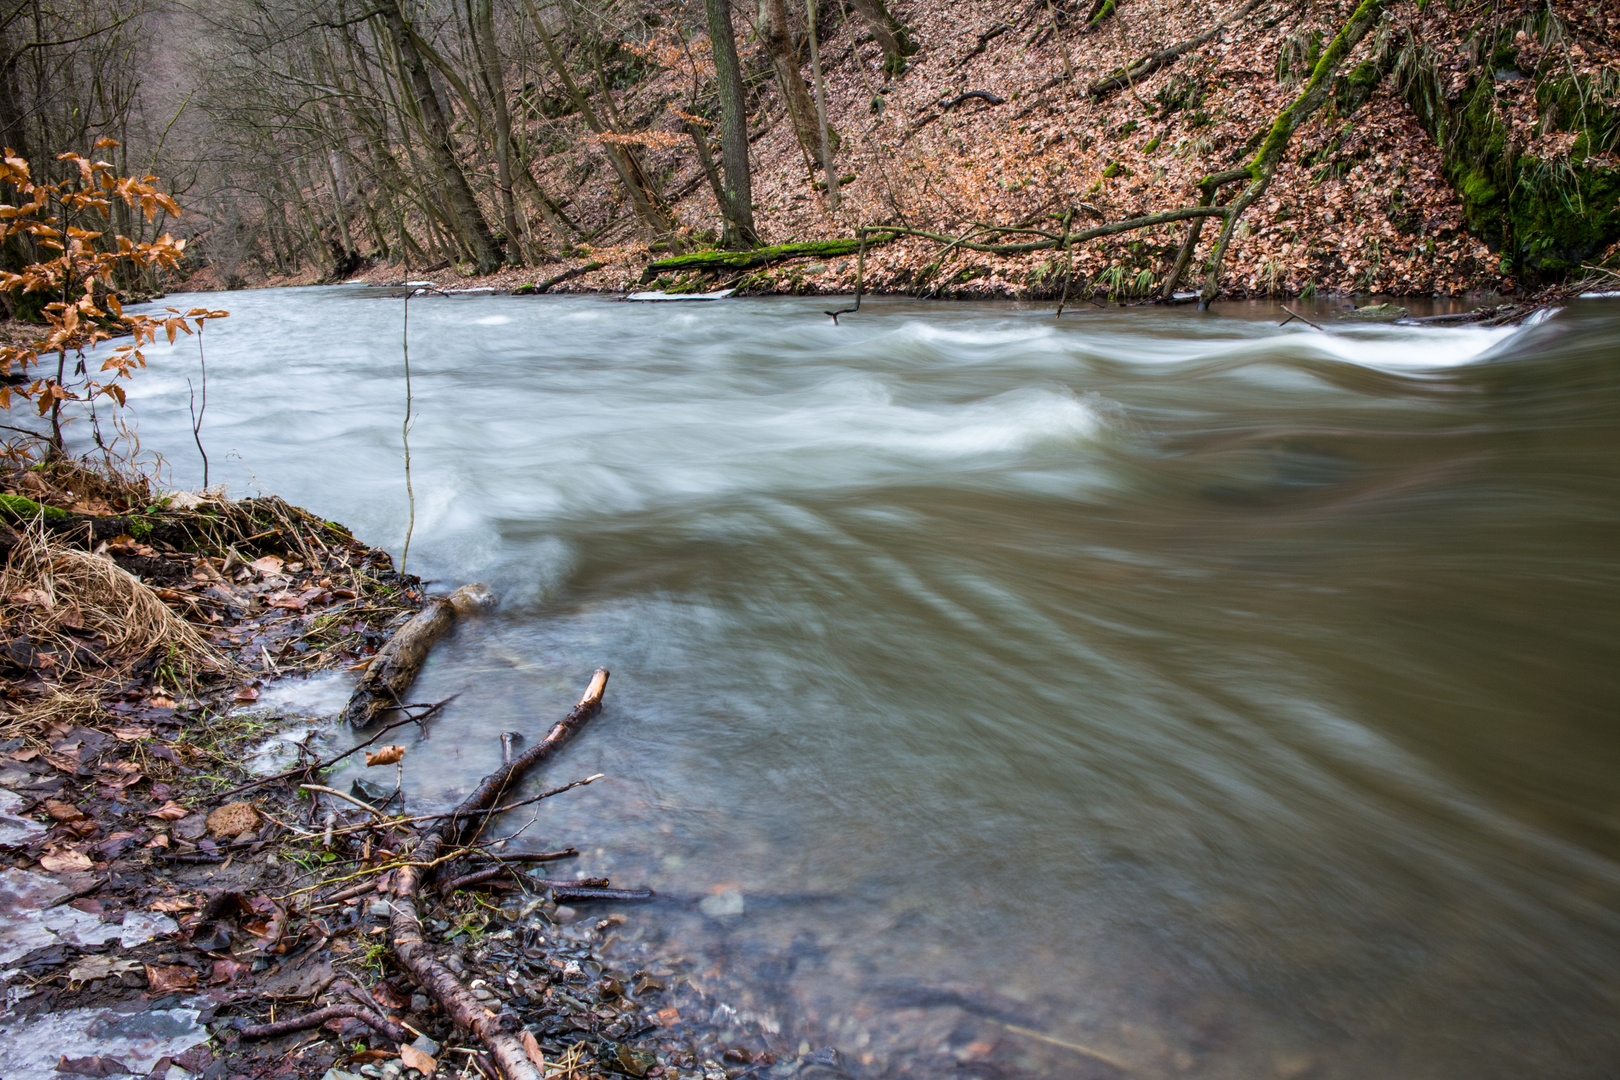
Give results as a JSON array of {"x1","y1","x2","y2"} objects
[
  {"x1": 1088, "y1": 0, "x2": 1263, "y2": 97},
  {"x1": 646, "y1": 236, "x2": 896, "y2": 276},
  {"x1": 512, "y1": 261, "x2": 603, "y2": 295},
  {"x1": 1278, "y1": 305, "x2": 1323, "y2": 329},
  {"x1": 958, "y1": 22, "x2": 1010, "y2": 65},
  {"x1": 939, "y1": 89, "x2": 1006, "y2": 110},
  {"x1": 236, "y1": 1003, "x2": 409, "y2": 1044},
  {"x1": 343, "y1": 584, "x2": 490, "y2": 726},
  {"x1": 387, "y1": 668, "x2": 610, "y2": 1080}
]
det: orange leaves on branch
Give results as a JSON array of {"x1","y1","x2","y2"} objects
[{"x1": 0, "y1": 145, "x2": 223, "y2": 447}]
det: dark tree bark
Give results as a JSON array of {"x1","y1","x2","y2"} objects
[
  {"x1": 757, "y1": 0, "x2": 825, "y2": 166},
  {"x1": 521, "y1": 0, "x2": 676, "y2": 237},
  {"x1": 705, "y1": 0, "x2": 759, "y2": 247},
  {"x1": 847, "y1": 0, "x2": 916, "y2": 76},
  {"x1": 373, "y1": 0, "x2": 505, "y2": 273},
  {"x1": 471, "y1": 0, "x2": 527, "y2": 264}
]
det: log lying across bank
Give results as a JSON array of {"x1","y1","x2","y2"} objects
[
  {"x1": 644, "y1": 236, "x2": 896, "y2": 277},
  {"x1": 342, "y1": 582, "x2": 493, "y2": 726}
]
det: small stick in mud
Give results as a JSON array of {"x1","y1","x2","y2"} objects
[{"x1": 343, "y1": 584, "x2": 493, "y2": 726}]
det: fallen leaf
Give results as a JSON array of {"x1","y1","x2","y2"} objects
[
  {"x1": 143, "y1": 963, "x2": 198, "y2": 993},
  {"x1": 233, "y1": 685, "x2": 260, "y2": 703},
  {"x1": 365, "y1": 745, "x2": 406, "y2": 767},
  {"x1": 42, "y1": 751, "x2": 83, "y2": 774},
  {"x1": 520, "y1": 1030, "x2": 545, "y2": 1069},
  {"x1": 44, "y1": 799, "x2": 85, "y2": 821},
  {"x1": 207, "y1": 957, "x2": 250, "y2": 985},
  {"x1": 346, "y1": 1050, "x2": 394, "y2": 1065},
  {"x1": 11, "y1": 747, "x2": 40, "y2": 761},
  {"x1": 68, "y1": 956, "x2": 143, "y2": 984},
  {"x1": 250, "y1": 555, "x2": 285, "y2": 574},
  {"x1": 110, "y1": 726, "x2": 152, "y2": 741},
  {"x1": 399, "y1": 1043, "x2": 437, "y2": 1076},
  {"x1": 149, "y1": 897, "x2": 197, "y2": 913},
  {"x1": 147, "y1": 800, "x2": 189, "y2": 821},
  {"x1": 267, "y1": 592, "x2": 308, "y2": 611},
  {"x1": 40, "y1": 847, "x2": 93, "y2": 872}
]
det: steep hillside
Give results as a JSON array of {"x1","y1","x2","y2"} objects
[{"x1": 307, "y1": 0, "x2": 1620, "y2": 300}]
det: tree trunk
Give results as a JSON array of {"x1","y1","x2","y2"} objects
[
  {"x1": 1198, "y1": 0, "x2": 1390, "y2": 306},
  {"x1": 847, "y1": 0, "x2": 916, "y2": 77},
  {"x1": 471, "y1": 0, "x2": 527, "y2": 264},
  {"x1": 520, "y1": 0, "x2": 676, "y2": 237},
  {"x1": 705, "y1": 0, "x2": 759, "y2": 247},
  {"x1": 805, "y1": 0, "x2": 839, "y2": 208},
  {"x1": 373, "y1": 0, "x2": 505, "y2": 273},
  {"x1": 758, "y1": 0, "x2": 825, "y2": 165}
]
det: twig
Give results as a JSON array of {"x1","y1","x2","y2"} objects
[
  {"x1": 826, "y1": 229, "x2": 868, "y2": 323},
  {"x1": 302, "y1": 784, "x2": 387, "y2": 820},
  {"x1": 401, "y1": 288, "x2": 416, "y2": 574},
  {"x1": 235, "y1": 1003, "x2": 408, "y2": 1044},
  {"x1": 1278, "y1": 305, "x2": 1324, "y2": 330},
  {"x1": 213, "y1": 698, "x2": 454, "y2": 798},
  {"x1": 1056, "y1": 209, "x2": 1074, "y2": 319}
]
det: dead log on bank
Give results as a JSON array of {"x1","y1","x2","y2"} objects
[
  {"x1": 644, "y1": 236, "x2": 897, "y2": 278},
  {"x1": 342, "y1": 583, "x2": 493, "y2": 726},
  {"x1": 386, "y1": 668, "x2": 610, "y2": 1080}
]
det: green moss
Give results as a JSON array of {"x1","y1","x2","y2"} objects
[
  {"x1": 1252, "y1": 0, "x2": 1389, "y2": 179},
  {"x1": 1102, "y1": 161, "x2": 1128, "y2": 178},
  {"x1": 128, "y1": 517, "x2": 153, "y2": 540},
  {"x1": 1333, "y1": 59, "x2": 1383, "y2": 116},
  {"x1": 0, "y1": 494, "x2": 69, "y2": 522},
  {"x1": 1395, "y1": 35, "x2": 1620, "y2": 278},
  {"x1": 1142, "y1": 133, "x2": 1163, "y2": 154},
  {"x1": 646, "y1": 236, "x2": 895, "y2": 274}
]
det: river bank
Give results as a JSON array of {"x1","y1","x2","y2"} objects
[{"x1": 0, "y1": 455, "x2": 780, "y2": 1080}]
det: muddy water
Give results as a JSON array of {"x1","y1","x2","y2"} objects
[{"x1": 100, "y1": 289, "x2": 1620, "y2": 1078}]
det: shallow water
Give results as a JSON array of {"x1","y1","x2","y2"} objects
[{"x1": 84, "y1": 288, "x2": 1620, "y2": 1078}]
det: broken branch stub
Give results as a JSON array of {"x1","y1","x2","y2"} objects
[{"x1": 343, "y1": 583, "x2": 494, "y2": 726}]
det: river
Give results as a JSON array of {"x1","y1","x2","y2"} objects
[{"x1": 88, "y1": 287, "x2": 1620, "y2": 1078}]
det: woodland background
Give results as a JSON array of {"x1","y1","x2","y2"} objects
[{"x1": 3, "y1": 0, "x2": 1618, "y2": 302}]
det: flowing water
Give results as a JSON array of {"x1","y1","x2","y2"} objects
[{"x1": 84, "y1": 288, "x2": 1620, "y2": 1078}]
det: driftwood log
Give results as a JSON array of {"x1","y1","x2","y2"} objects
[
  {"x1": 386, "y1": 667, "x2": 610, "y2": 1080},
  {"x1": 342, "y1": 583, "x2": 493, "y2": 726}
]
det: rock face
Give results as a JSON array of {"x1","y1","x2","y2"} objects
[{"x1": 205, "y1": 801, "x2": 261, "y2": 838}]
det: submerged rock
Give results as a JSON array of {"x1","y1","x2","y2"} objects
[{"x1": 1338, "y1": 302, "x2": 1409, "y2": 321}]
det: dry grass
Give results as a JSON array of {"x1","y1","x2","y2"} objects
[{"x1": 0, "y1": 523, "x2": 232, "y2": 735}]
